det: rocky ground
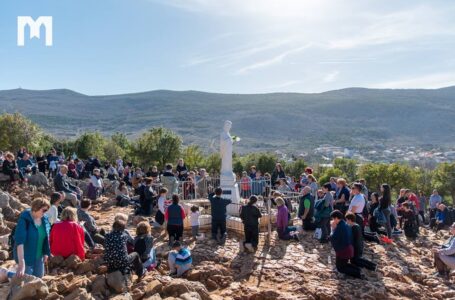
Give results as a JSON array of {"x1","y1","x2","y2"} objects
[{"x1": 0, "y1": 184, "x2": 454, "y2": 300}]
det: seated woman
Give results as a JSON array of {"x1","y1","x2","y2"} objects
[
  {"x1": 168, "y1": 241, "x2": 192, "y2": 277},
  {"x1": 275, "y1": 197, "x2": 299, "y2": 241},
  {"x1": 104, "y1": 219, "x2": 144, "y2": 281},
  {"x1": 133, "y1": 221, "x2": 158, "y2": 271},
  {"x1": 50, "y1": 207, "x2": 85, "y2": 261},
  {"x1": 87, "y1": 169, "x2": 103, "y2": 200},
  {"x1": 2, "y1": 152, "x2": 19, "y2": 184},
  {"x1": 433, "y1": 223, "x2": 455, "y2": 276},
  {"x1": 115, "y1": 181, "x2": 133, "y2": 207}
]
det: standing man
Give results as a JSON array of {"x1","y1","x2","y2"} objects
[
  {"x1": 429, "y1": 189, "x2": 442, "y2": 220},
  {"x1": 209, "y1": 187, "x2": 231, "y2": 244}
]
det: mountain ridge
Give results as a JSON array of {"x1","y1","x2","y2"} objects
[{"x1": 1, "y1": 86, "x2": 455, "y2": 153}]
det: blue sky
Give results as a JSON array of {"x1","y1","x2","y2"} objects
[{"x1": 1, "y1": 0, "x2": 454, "y2": 95}]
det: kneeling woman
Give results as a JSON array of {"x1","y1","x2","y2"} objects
[
  {"x1": 50, "y1": 207, "x2": 86, "y2": 261},
  {"x1": 276, "y1": 197, "x2": 299, "y2": 240}
]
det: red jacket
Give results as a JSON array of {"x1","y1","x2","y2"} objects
[{"x1": 50, "y1": 221, "x2": 85, "y2": 261}]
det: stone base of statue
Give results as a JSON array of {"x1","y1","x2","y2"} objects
[{"x1": 220, "y1": 171, "x2": 241, "y2": 217}]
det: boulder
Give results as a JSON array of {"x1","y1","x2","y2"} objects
[
  {"x1": 180, "y1": 292, "x2": 202, "y2": 300},
  {"x1": 162, "y1": 279, "x2": 210, "y2": 300},
  {"x1": 143, "y1": 280, "x2": 163, "y2": 297},
  {"x1": 63, "y1": 255, "x2": 82, "y2": 270},
  {"x1": 106, "y1": 271, "x2": 129, "y2": 294},
  {"x1": 8, "y1": 274, "x2": 49, "y2": 300},
  {"x1": 49, "y1": 256, "x2": 65, "y2": 268},
  {"x1": 90, "y1": 275, "x2": 107, "y2": 295},
  {"x1": 76, "y1": 261, "x2": 96, "y2": 275},
  {"x1": 0, "y1": 250, "x2": 9, "y2": 261},
  {"x1": 63, "y1": 287, "x2": 94, "y2": 300}
]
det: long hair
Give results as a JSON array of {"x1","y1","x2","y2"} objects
[{"x1": 381, "y1": 184, "x2": 391, "y2": 206}]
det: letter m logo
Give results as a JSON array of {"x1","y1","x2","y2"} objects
[{"x1": 17, "y1": 16, "x2": 53, "y2": 46}]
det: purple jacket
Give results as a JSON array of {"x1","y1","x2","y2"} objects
[{"x1": 276, "y1": 205, "x2": 289, "y2": 229}]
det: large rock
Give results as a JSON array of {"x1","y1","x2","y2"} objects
[
  {"x1": 180, "y1": 292, "x2": 202, "y2": 300},
  {"x1": 63, "y1": 255, "x2": 82, "y2": 270},
  {"x1": 143, "y1": 280, "x2": 163, "y2": 297},
  {"x1": 63, "y1": 287, "x2": 94, "y2": 300},
  {"x1": 90, "y1": 275, "x2": 107, "y2": 295},
  {"x1": 8, "y1": 274, "x2": 49, "y2": 300},
  {"x1": 106, "y1": 271, "x2": 129, "y2": 294},
  {"x1": 162, "y1": 279, "x2": 210, "y2": 300}
]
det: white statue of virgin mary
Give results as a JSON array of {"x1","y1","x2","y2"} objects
[{"x1": 220, "y1": 120, "x2": 234, "y2": 181}]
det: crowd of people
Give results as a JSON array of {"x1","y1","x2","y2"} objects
[{"x1": 0, "y1": 147, "x2": 454, "y2": 286}]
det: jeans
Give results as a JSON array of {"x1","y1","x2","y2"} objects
[
  {"x1": 211, "y1": 220, "x2": 227, "y2": 240},
  {"x1": 382, "y1": 208, "x2": 392, "y2": 238},
  {"x1": 25, "y1": 257, "x2": 44, "y2": 278}
]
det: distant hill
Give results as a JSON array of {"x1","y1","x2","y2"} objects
[{"x1": 1, "y1": 87, "x2": 455, "y2": 153}]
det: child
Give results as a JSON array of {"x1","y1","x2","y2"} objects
[
  {"x1": 240, "y1": 195, "x2": 262, "y2": 252},
  {"x1": 168, "y1": 241, "x2": 192, "y2": 277},
  {"x1": 190, "y1": 206, "x2": 201, "y2": 238},
  {"x1": 156, "y1": 188, "x2": 169, "y2": 226},
  {"x1": 134, "y1": 221, "x2": 159, "y2": 271},
  {"x1": 45, "y1": 192, "x2": 64, "y2": 225}
]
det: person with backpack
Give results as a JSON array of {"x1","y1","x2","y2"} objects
[
  {"x1": 133, "y1": 221, "x2": 158, "y2": 271},
  {"x1": 240, "y1": 195, "x2": 262, "y2": 252},
  {"x1": 13, "y1": 198, "x2": 51, "y2": 278},
  {"x1": 315, "y1": 183, "x2": 333, "y2": 243}
]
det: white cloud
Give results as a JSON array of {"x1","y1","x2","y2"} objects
[
  {"x1": 371, "y1": 72, "x2": 455, "y2": 89},
  {"x1": 236, "y1": 44, "x2": 312, "y2": 74},
  {"x1": 323, "y1": 71, "x2": 340, "y2": 83}
]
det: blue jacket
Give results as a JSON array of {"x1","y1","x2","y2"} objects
[
  {"x1": 209, "y1": 193, "x2": 232, "y2": 221},
  {"x1": 436, "y1": 208, "x2": 448, "y2": 224},
  {"x1": 330, "y1": 219, "x2": 353, "y2": 252},
  {"x1": 13, "y1": 209, "x2": 51, "y2": 266}
]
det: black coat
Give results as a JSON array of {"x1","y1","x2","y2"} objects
[
  {"x1": 240, "y1": 204, "x2": 262, "y2": 228},
  {"x1": 54, "y1": 173, "x2": 77, "y2": 193}
]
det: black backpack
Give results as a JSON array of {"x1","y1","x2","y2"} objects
[{"x1": 444, "y1": 207, "x2": 454, "y2": 226}]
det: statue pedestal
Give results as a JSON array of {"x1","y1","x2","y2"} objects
[{"x1": 220, "y1": 172, "x2": 241, "y2": 217}]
